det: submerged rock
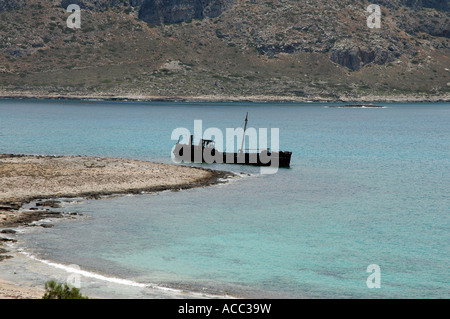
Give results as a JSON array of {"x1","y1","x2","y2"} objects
[
  {"x1": 0, "y1": 229, "x2": 17, "y2": 234},
  {"x1": 328, "y1": 104, "x2": 385, "y2": 108},
  {"x1": 36, "y1": 200, "x2": 62, "y2": 208},
  {"x1": 39, "y1": 223, "x2": 54, "y2": 228}
]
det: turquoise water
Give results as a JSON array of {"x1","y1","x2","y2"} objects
[{"x1": 1, "y1": 99, "x2": 449, "y2": 298}]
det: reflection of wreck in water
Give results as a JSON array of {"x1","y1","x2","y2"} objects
[{"x1": 173, "y1": 113, "x2": 292, "y2": 168}]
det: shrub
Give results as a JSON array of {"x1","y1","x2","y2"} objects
[{"x1": 42, "y1": 280, "x2": 88, "y2": 299}]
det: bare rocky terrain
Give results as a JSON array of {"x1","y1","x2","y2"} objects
[{"x1": 0, "y1": 0, "x2": 449, "y2": 101}]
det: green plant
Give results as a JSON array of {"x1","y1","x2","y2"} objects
[{"x1": 42, "y1": 280, "x2": 88, "y2": 299}]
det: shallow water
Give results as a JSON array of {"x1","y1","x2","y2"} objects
[{"x1": 1, "y1": 99, "x2": 449, "y2": 298}]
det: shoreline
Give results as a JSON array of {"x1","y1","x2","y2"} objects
[
  {"x1": 0, "y1": 154, "x2": 232, "y2": 210},
  {"x1": 0, "y1": 154, "x2": 234, "y2": 298},
  {"x1": 0, "y1": 92, "x2": 449, "y2": 103}
]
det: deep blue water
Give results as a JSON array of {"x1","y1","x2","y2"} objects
[{"x1": 0, "y1": 99, "x2": 449, "y2": 298}]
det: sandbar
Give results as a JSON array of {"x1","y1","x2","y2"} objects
[{"x1": 0, "y1": 154, "x2": 231, "y2": 298}]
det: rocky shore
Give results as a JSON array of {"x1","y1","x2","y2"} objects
[{"x1": 0, "y1": 154, "x2": 232, "y2": 298}]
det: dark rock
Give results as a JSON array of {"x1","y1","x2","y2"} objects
[
  {"x1": 0, "y1": 0, "x2": 26, "y2": 12},
  {"x1": 255, "y1": 42, "x2": 303, "y2": 57},
  {"x1": 0, "y1": 229, "x2": 17, "y2": 234},
  {"x1": 45, "y1": 211, "x2": 62, "y2": 216},
  {"x1": 0, "y1": 237, "x2": 17, "y2": 243},
  {"x1": 215, "y1": 29, "x2": 228, "y2": 39},
  {"x1": 0, "y1": 255, "x2": 13, "y2": 261},
  {"x1": 40, "y1": 223, "x2": 54, "y2": 228},
  {"x1": 0, "y1": 203, "x2": 20, "y2": 211},
  {"x1": 35, "y1": 200, "x2": 62, "y2": 208},
  {"x1": 8, "y1": 49, "x2": 23, "y2": 57}
]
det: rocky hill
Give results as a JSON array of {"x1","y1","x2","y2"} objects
[{"x1": 0, "y1": 0, "x2": 448, "y2": 101}]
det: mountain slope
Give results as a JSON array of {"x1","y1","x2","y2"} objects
[{"x1": 0, "y1": 0, "x2": 448, "y2": 101}]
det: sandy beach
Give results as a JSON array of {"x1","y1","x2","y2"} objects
[{"x1": 0, "y1": 154, "x2": 231, "y2": 298}]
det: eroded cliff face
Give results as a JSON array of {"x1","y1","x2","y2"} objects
[
  {"x1": 137, "y1": 0, "x2": 235, "y2": 25},
  {"x1": 330, "y1": 41, "x2": 402, "y2": 71},
  {"x1": 57, "y1": 0, "x2": 234, "y2": 23}
]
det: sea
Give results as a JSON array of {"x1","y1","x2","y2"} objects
[{"x1": 0, "y1": 99, "x2": 448, "y2": 298}]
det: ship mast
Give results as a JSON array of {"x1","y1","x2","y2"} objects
[{"x1": 240, "y1": 112, "x2": 248, "y2": 153}]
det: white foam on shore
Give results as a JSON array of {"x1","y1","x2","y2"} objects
[
  {"x1": 20, "y1": 250, "x2": 145, "y2": 287},
  {"x1": 17, "y1": 249, "x2": 232, "y2": 298}
]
